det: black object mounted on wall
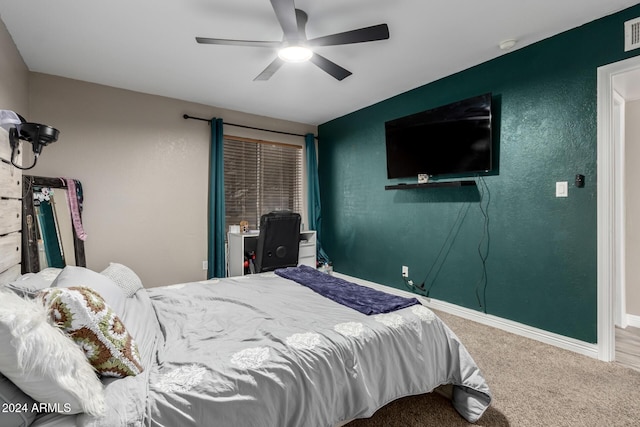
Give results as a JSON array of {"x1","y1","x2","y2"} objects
[
  {"x1": 1, "y1": 110, "x2": 60, "y2": 170},
  {"x1": 575, "y1": 174, "x2": 585, "y2": 188},
  {"x1": 384, "y1": 93, "x2": 493, "y2": 180},
  {"x1": 9, "y1": 121, "x2": 60, "y2": 170}
]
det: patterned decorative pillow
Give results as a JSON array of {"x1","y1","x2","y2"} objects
[
  {"x1": 52, "y1": 266, "x2": 126, "y2": 318},
  {"x1": 40, "y1": 286, "x2": 144, "y2": 378}
]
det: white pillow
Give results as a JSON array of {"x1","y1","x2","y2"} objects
[
  {"x1": 6, "y1": 268, "x2": 62, "y2": 297},
  {"x1": 53, "y1": 266, "x2": 126, "y2": 318},
  {"x1": 0, "y1": 289, "x2": 105, "y2": 416},
  {"x1": 0, "y1": 373, "x2": 38, "y2": 427},
  {"x1": 100, "y1": 263, "x2": 143, "y2": 297}
]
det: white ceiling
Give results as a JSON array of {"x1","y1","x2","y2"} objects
[{"x1": 1, "y1": 0, "x2": 639, "y2": 125}]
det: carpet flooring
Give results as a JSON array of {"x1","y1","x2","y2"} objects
[{"x1": 346, "y1": 310, "x2": 640, "y2": 426}]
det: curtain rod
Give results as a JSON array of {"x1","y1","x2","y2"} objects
[{"x1": 182, "y1": 114, "x2": 317, "y2": 139}]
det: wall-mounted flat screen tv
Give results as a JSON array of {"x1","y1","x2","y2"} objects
[{"x1": 385, "y1": 93, "x2": 493, "y2": 179}]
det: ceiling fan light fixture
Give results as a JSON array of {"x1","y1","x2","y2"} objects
[
  {"x1": 196, "y1": 1, "x2": 389, "y2": 80},
  {"x1": 278, "y1": 46, "x2": 313, "y2": 63}
]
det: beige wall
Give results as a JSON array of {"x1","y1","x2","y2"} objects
[
  {"x1": 26, "y1": 73, "x2": 316, "y2": 287},
  {"x1": 0, "y1": 16, "x2": 28, "y2": 116},
  {"x1": 626, "y1": 99, "x2": 640, "y2": 317},
  {"x1": 2, "y1": 13, "x2": 316, "y2": 288}
]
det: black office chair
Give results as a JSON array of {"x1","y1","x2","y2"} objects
[{"x1": 254, "y1": 211, "x2": 301, "y2": 273}]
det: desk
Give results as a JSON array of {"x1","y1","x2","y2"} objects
[{"x1": 227, "y1": 230, "x2": 316, "y2": 277}]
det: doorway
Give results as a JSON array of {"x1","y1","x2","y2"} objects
[{"x1": 597, "y1": 55, "x2": 640, "y2": 362}]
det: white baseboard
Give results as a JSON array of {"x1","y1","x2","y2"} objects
[
  {"x1": 627, "y1": 314, "x2": 640, "y2": 328},
  {"x1": 333, "y1": 272, "x2": 600, "y2": 360},
  {"x1": 423, "y1": 298, "x2": 599, "y2": 359}
]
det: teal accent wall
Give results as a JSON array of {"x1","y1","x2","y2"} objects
[{"x1": 317, "y1": 5, "x2": 640, "y2": 343}]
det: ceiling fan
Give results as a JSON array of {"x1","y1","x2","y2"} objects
[{"x1": 195, "y1": 0, "x2": 390, "y2": 81}]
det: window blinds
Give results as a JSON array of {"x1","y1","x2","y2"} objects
[{"x1": 224, "y1": 136, "x2": 302, "y2": 229}]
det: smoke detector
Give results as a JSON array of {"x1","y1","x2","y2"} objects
[
  {"x1": 625, "y1": 18, "x2": 640, "y2": 52},
  {"x1": 499, "y1": 39, "x2": 517, "y2": 51}
]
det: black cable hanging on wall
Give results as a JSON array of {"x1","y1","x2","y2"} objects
[
  {"x1": 401, "y1": 175, "x2": 491, "y2": 312},
  {"x1": 474, "y1": 175, "x2": 491, "y2": 312},
  {"x1": 401, "y1": 201, "x2": 472, "y2": 297},
  {"x1": 182, "y1": 114, "x2": 317, "y2": 140}
]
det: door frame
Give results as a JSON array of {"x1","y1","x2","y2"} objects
[{"x1": 597, "y1": 55, "x2": 640, "y2": 361}]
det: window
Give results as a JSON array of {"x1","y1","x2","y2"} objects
[{"x1": 224, "y1": 136, "x2": 302, "y2": 229}]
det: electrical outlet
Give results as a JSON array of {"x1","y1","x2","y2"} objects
[
  {"x1": 202, "y1": 261, "x2": 208, "y2": 270},
  {"x1": 402, "y1": 265, "x2": 409, "y2": 277}
]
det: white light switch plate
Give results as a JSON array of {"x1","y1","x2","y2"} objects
[{"x1": 556, "y1": 181, "x2": 568, "y2": 197}]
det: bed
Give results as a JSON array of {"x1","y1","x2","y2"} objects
[
  {"x1": 1, "y1": 131, "x2": 490, "y2": 426},
  {"x1": 0, "y1": 264, "x2": 491, "y2": 427}
]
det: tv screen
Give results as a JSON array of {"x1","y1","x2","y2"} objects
[{"x1": 385, "y1": 93, "x2": 493, "y2": 179}]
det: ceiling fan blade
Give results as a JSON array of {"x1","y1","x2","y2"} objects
[
  {"x1": 270, "y1": 0, "x2": 299, "y2": 42},
  {"x1": 295, "y1": 9, "x2": 309, "y2": 37},
  {"x1": 254, "y1": 57, "x2": 285, "y2": 81},
  {"x1": 196, "y1": 37, "x2": 282, "y2": 48},
  {"x1": 309, "y1": 53, "x2": 352, "y2": 81},
  {"x1": 307, "y1": 24, "x2": 389, "y2": 47}
]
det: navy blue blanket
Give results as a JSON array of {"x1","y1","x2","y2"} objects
[{"x1": 275, "y1": 265, "x2": 420, "y2": 315}]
